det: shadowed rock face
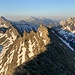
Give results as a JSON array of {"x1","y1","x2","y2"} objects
[
  {"x1": 0, "y1": 45, "x2": 3, "y2": 52},
  {"x1": 13, "y1": 28, "x2": 75, "y2": 75}
]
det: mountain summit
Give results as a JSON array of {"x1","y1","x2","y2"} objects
[{"x1": 60, "y1": 17, "x2": 75, "y2": 33}]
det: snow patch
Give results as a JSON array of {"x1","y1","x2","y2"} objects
[
  {"x1": 28, "y1": 40, "x2": 34, "y2": 58},
  {"x1": 43, "y1": 39, "x2": 46, "y2": 45},
  {"x1": 17, "y1": 42, "x2": 26, "y2": 66},
  {"x1": 59, "y1": 43, "x2": 62, "y2": 46},
  {"x1": 0, "y1": 24, "x2": 9, "y2": 28},
  {"x1": 39, "y1": 31, "x2": 43, "y2": 37},
  {"x1": 52, "y1": 30, "x2": 74, "y2": 51},
  {"x1": 59, "y1": 30, "x2": 67, "y2": 35},
  {"x1": 59, "y1": 37, "x2": 74, "y2": 51},
  {"x1": 0, "y1": 49, "x2": 15, "y2": 75},
  {"x1": 51, "y1": 30, "x2": 55, "y2": 33},
  {"x1": 74, "y1": 57, "x2": 75, "y2": 60},
  {"x1": 22, "y1": 47, "x2": 26, "y2": 63}
]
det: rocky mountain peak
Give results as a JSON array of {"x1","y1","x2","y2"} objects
[
  {"x1": 0, "y1": 21, "x2": 50, "y2": 75},
  {"x1": 0, "y1": 16, "x2": 11, "y2": 29},
  {"x1": 0, "y1": 17, "x2": 20, "y2": 58},
  {"x1": 67, "y1": 17, "x2": 73, "y2": 21},
  {"x1": 60, "y1": 17, "x2": 75, "y2": 33},
  {"x1": 0, "y1": 16, "x2": 8, "y2": 21}
]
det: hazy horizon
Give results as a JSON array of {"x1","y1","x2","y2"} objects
[
  {"x1": 1, "y1": 16, "x2": 68, "y2": 21},
  {"x1": 0, "y1": 0, "x2": 75, "y2": 20}
]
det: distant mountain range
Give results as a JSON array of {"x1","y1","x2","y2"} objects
[{"x1": 12, "y1": 16, "x2": 59, "y2": 26}]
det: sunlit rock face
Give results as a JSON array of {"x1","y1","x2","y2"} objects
[
  {"x1": 60, "y1": 17, "x2": 75, "y2": 33},
  {"x1": 0, "y1": 17, "x2": 50, "y2": 75}
]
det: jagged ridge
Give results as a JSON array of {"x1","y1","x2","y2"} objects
[
  {"x1": 0, "y1": 18, "x2": 50, "y2": 75},
  {"x1": 0, "y1": 17, "x2": 75, "y2": 75},
  {"x1": 13, "y1": 28, "x2": 75, "y2": 75}
]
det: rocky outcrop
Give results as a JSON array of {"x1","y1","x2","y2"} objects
[
  {"x1": 0, "y1": 19, "x2": 50, "y2": 75},
  {"x1": 0, "y1": 16, "x2": 11, "y2": 28},
  {"x1": 58, "y1": 17, "x2": 75, "y2": 49},
  {"x1": 60, "y1": 17, "x2": 75, "y2": 33},
  {"x1": 13, "y1": 28, "x2": 75, "y2": 75}
]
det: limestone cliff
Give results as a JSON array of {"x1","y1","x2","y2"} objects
[{"x1": 0, "y1": 20, "x2": 50, "y2": 75}]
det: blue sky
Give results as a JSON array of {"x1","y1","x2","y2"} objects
[{"x1": 0, "y1": 0, "x2": 75, "y2": 20}]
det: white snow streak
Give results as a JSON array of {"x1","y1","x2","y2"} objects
[
  {"x1": 51, "y1": 30, "x2": 74, "y2": 51},
  {"x1": 28, "y1": 40, "x2": 34, "y2": 58},
  {"x1": 17, "y1": 42, "x2": 26, "y2": 66}
]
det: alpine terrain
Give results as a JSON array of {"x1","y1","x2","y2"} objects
[
  {"x1": 55, "y1": 17, "x2": 75, "y2": 50},
  {"x1": 0, "y1": 16, "x2": 75, "y2": 75}
]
